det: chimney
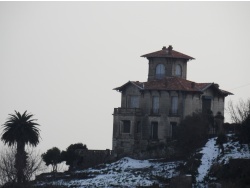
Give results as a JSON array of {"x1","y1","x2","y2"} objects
[{"x1": 168, "y1": 45, "x2": 173, "y2": 54}]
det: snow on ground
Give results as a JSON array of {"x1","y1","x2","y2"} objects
[
  {"x1": 37, "y1": 157, "x2": 182, "y2": 187},
  {"x1": 196, "y1": 134, "x2": 250, "y2": 184},
  {"x1": 37, "y1": 134, "x2": 250, "y2": 187},
  {"x1": 218, "y1": 134, "x2": 250, "y2": 164},
  {"x1": 196, "y1": 137, "x2": 219, "y2": 183}
]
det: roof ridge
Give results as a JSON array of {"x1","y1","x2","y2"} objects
[{"x1": 141, "y1": 46, "x2": 195, "y2": 60}]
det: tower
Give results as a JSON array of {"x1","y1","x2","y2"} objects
[{"x1": 141, "y1": 45, "x2": 194, "y2": 81}]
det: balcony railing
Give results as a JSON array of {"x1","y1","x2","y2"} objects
[{"x1": 113, "y1": 108, "x2": 142, "y2": 115}]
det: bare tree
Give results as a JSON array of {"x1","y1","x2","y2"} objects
[
  {"x1": 0, "y1": 148, "x2": 16, "y2": 185},
  {"x1": 24, "y1": 147, "x2": 46, "y2": 182},
  {"x1": 227, "y1": 99, "x2": 250, "y2": 124},
  {"x1": 0, "y1": 147, "x2": 45, "y2": 186}
]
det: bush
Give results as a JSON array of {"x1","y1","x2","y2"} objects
[
  {"x1": 61, "y1": 143, "x2": 87, "y2": 169},
  {"x1": 176, "y1": 112, "x2": 210, "y2": 156},
  {"x1": 42, "y1": 147, "x2": 62, "y2": 172},
  {"x1": 213, "y1": 159, "x2": 250, "y2": 188},
  {"x1": 240, "y1": 115, "x2": 250, "y2": 144}
]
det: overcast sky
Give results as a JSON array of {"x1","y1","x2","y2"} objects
[{"x1": 1, "y1": 2, "x2": 250, "y2": 153}]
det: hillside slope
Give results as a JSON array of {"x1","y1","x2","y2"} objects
[
  {"x1": 36, "y1": 134, "x2": 250, "y2": 187},
  {"x1": 196, "y1": 134, "x2": 250, "y2": 186},
  {"x1": 36, "y1": 158, "x2": 182, "y2": 187}
]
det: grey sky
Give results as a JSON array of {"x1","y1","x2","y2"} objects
[{"x1": 0, "y1": 2, "x2": 250, "y2": 153}]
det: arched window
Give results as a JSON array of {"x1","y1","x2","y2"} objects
[
  {"x1": 175, "y1": 64, "x2": 182, "y2": 77},
  {"x1": 155, "y1": 64, "x2": 165, "y2": 79}
]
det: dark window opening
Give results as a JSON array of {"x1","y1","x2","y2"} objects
[
  {"x1": 151, "y1": 122, "x2": 158, "y2": 140},
  {"x1": 123, "y1": 120, "x2": 130, "y2": 133},
  {"x1": 170, "y1": 122, "x2": 177, "y2": 139},
  {"x1": 202, "y1": 97, "x2": 212, "y2": 114}
]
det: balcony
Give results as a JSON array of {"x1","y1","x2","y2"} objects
[{"x1": 113, "y1": 108, "x2": 142, "y2": 116}]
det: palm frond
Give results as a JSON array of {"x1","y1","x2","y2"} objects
[{"x1": 1, "y1": 111, "x2": 41, "y2": 147}]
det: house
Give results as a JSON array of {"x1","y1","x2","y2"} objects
[{"x1": 112, "y1": 45, "x2": 232, "y2": 157}]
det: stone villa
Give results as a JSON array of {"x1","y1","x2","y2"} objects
[{"x1": 112, "y1": 45, "x2": 232, "y2": 156}]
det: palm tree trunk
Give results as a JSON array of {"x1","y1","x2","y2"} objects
[{"x1": 15, "y1": 142, "x2": 26, "y2": 183}]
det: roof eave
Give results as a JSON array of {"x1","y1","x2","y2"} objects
[
  {"x1": 220, "y1": 89, "x2": 234, "y2": 96},
  {"x1": 140, "y1": 55, "x2": 194, "y2": 60},
  {"x1": 113, "y1": 81, "x2": 144, "y2": 92}
]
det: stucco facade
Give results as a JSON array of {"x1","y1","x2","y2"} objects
[{"x1": 112, "y1": 45, "x2": 232, "y2": 157}]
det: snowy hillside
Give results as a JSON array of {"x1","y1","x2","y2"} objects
[
  {"x1": 37, "y1": 157, "x2": 182, "y2": 187},
  {"x1": 36, "y1": 134, "x2": 250, "y2": 187},
  {"x1": 196, "y1": 134, "x2": 250, "y2": 185}
]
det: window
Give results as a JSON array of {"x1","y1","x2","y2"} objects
[
  {"x1": 129, "y1": 95, "x2": 139, "y2": 108},
  {"x1": 122, "y1": 120, "x2": 130, "y2": 133},
  {"x1": 151, "y1": 122, "x2": 158, "y2": 139},
  {"x1": 175, "y1": 64, "x2": 182, "y2": 77},
  {"x1": 155, "y1": 64, "x2": 165, "y2": 79},
  {"x1": 171, "y1": 96, "x2": 178, "y2": 115},
  {"x1": 152, "y1": 96, "x2": 159, "y2": 114},
  {"x1": 170, "y1": 122, "x2": 177, "y2": 139},
  {"x1": 202, "y1": 96, "x2": 212, "y2": 114}
]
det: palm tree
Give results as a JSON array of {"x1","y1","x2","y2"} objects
[{"x1": 1, "y1": 111, "x2": 40, "y2": 184}]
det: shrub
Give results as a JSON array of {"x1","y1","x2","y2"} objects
[{"x1": 176, "y1": 112, "x2": 210, "y2": 156}]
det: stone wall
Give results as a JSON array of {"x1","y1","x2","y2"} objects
[{"x1": 76, "y1": 149, "x2": 115, "y2": 169}]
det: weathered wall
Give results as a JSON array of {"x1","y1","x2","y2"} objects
[
  {"x1": 121, "y1": 84, "x2": 141, "y2": 108},
  {"x1": 113, "y1": 82, "x2": 226, "y2": 157},
  {"x1": 184, "y1": 93, "x2": 202, "y2": 117},
  {"x1": 77, "y1": 149, "x2": 114, "y2": 169},
  {"x1": 113, "y1": 86, "x2": 186, "y2": 155},
  {"x1": 212, "y1": 96, "x2": 225, "y2": 116},
  {"x1": 113, "y1": 113, "x2": 141, "y2": 155},
  {"x1": 202, "y1": 88, "x2": 225, "y2": 115}
]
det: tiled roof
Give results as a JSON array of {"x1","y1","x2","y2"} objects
[
  {"x1": 132, "y1": 77, "x2": 202, "y2": 92},
  {"x1": 195, "y1": 83, "x2": 213, "y2": 91},
  {"x1": 114, "y1": 77, "x2": 233, "y2": 96},
  {"x1": 195, "y1": 83, "x2": 233, "y2": 95},
  {"x1": 141, "y1": 45, "x2": 194, "y2": 60}
]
